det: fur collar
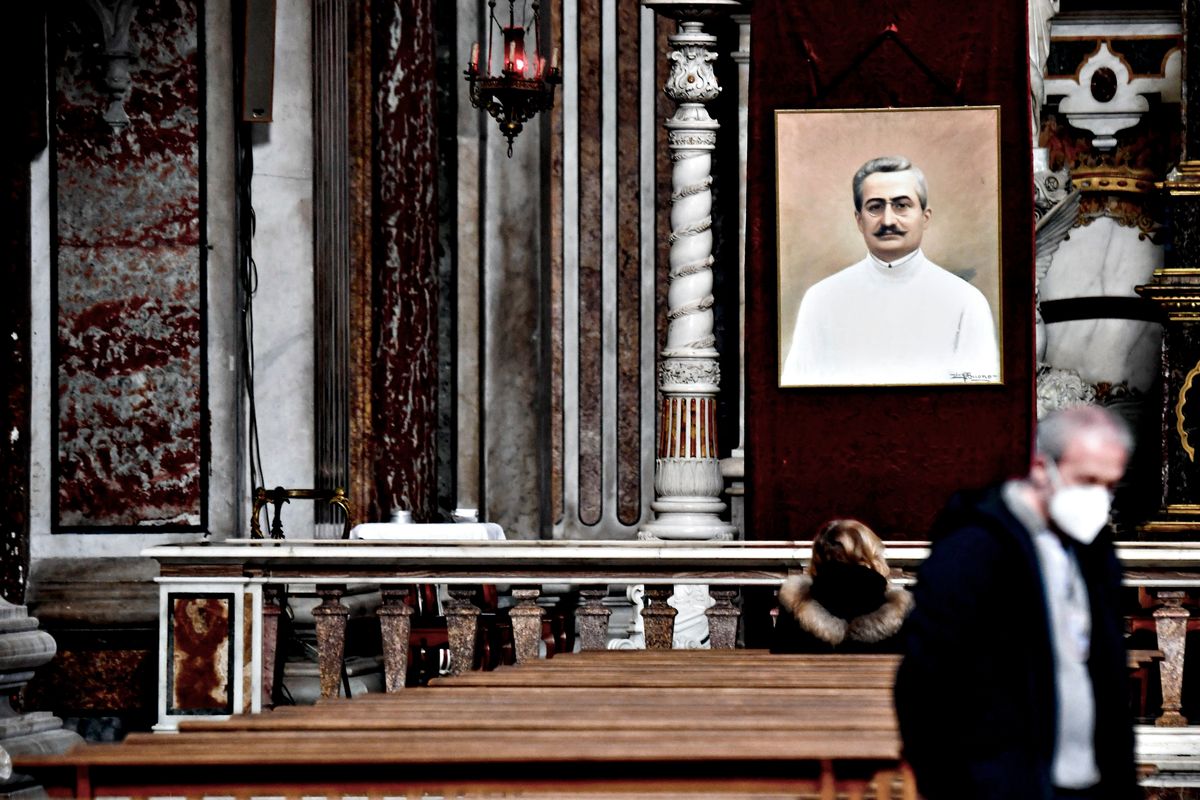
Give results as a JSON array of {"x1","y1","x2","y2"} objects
[{"x1": 778, "y1": 574, "x2": 914, "y2": 646}]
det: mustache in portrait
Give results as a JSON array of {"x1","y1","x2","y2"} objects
[{"x1": 873, "y1": 224, "x2": 905, "y2": 237}]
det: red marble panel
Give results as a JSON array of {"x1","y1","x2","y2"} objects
[
  {"x1": 576, "y1": 0, "x2": 603, "y2": 526},
  {"x1": 548, "y1": 0, "x2": 565, "y2": 526},
  {"x1": 370, "y1": 0, "x2": 439, "y2": 521},
  {"x1": 51, "y1": 0, "x2": 203, "y2": 530},
  {"x1": 169, "y1": 595, "x2": 231, "y2": 713},
  {"x1": 22, "y1": 646, "x2": 156, "y2": 714},
  {"x1": 616, "y1": 0, "x2": 643, "y2": 526}
]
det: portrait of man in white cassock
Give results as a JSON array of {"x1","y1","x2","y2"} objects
[{"x1": 776, "y1": 108, "x2": 1003, "y2": 387}]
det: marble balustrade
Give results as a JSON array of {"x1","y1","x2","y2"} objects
[{"x1": 145, "y1": 539, "x2": 1200, "y2": 731}]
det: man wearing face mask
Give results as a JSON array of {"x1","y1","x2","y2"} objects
[{"x1": 894, "y1": 405, "x2": 1137, "y2": 800}]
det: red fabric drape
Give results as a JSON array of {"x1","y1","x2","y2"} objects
[{"x1": 745, "y1": 1, "x2": 1034, "y2": 539}]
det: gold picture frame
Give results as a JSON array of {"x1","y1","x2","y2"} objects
[{"x1": 775, "y1": 106, "x2": 1003, "y2": 387}]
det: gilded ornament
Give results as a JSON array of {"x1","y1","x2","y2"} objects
[{"x1": 1175, "y1": 360, "x2": 1200, "y2": 462}]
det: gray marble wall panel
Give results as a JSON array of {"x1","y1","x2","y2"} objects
[{"x1": 51, "y1": 0, "x2": 204, "y2": 530}]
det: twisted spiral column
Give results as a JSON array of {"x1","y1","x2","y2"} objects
[{"x1": 641, "y1": 18, "x2": 734, "y2": 542}]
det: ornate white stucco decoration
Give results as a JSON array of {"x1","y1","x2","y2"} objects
[
  {"x1": 1043, "y1": 41, "x2": 1181, "y2": 151},
  {"x1": 1037, "y1": 365, "x2": 1097, "y2": 419},
  {"x1": 668, "y1": 584, "x2": 716, "y2": 648},
  {"x1": 1029, "y1": 0, "x2": 1060, "y2": 145},
  {"x1": 1034, "y1": 163, "x2": 1080, "y2": 363},
  {"x1": 607, "y1": 585, "x2": 646, "y2": 650}
]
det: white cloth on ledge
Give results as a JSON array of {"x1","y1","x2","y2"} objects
[{"x1": 349, "y1": 522, "x2": 506, "y2": 541}]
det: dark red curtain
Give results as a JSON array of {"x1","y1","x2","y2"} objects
[{"x1": 745, "y1": 1, "x2": 1034, "y2": 539}]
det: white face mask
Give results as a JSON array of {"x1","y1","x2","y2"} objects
[{"x1": 1044, "y1": 457, "x2": 1112, "y2": 545}]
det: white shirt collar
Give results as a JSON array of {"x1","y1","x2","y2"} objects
[{"x1": 868, "y1": 247, "x2": 923, "y2": 271}]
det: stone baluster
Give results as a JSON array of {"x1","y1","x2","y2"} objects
[
  {"x1": 705, "y1": 587, "x2": 740, "y2": 649},
  {"x1": 509, "y1": 588, "x2": 545, "y2": 664},
  {"x1": 261, "y1": 585, "x2": 283, "y2": 707},
  {"x1": 1154, "y1": 590, "x2": 1189, "y2": 727},
  {"x1": 444, "y1": 586, "x2": 481, "y2": 675},
  {"x1": 377, "y1": 587, "x2": 414, "y2": 692},
  {"x1": 312, "y1": 585, "x2": 350, "y2": 699},
  {"x1": 576, "y1": 587, "x2": 613, "y2": 651},
  {"x1": 0, "y1": 598, "x2": 82, "y2": 768},
  {"x1": 641, "y1": 585, "x2": 679, "y2": 649},
  {"x1": 639, "y1": 6, "x2": 735, "y2": 543}
]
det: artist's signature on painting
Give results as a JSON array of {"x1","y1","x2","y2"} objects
[{"x1": 949, "y1": 372, "x2": 999, "y2": 383}]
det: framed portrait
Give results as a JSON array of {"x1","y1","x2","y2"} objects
[{"x1": 776, "y1": 106, "x2": 1003, "y2": 387}]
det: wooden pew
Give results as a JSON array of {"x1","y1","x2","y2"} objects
[{"x1": 17, "y1": 650, "x2": 914, "y2": 799}]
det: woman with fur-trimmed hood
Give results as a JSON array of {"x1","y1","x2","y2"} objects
[{"x1": 772, "y1": 519, "x2": 913, "y2": 654}]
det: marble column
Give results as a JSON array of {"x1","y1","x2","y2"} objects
[
  {"x1": 369, "y1": 0, "x2": 440, "y2": 522},
  {"x1": 639, "y1": 3, "x2": 738, "y2": 543}
]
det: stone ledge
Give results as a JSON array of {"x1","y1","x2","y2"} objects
[{"x1": 26, "y1": 558, "x2": 159, "y2": 627}]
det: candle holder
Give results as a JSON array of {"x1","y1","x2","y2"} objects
[{"x1": 464, "y1": 0, "x2": 561, "y2": 157}]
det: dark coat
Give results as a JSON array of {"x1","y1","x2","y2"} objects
[
  {"x1": 893, "y1": 485, "x2": 1137, "y2": 800},
  {"x1": 771, "y1": 561, "x2": 913, "y2": 654}
]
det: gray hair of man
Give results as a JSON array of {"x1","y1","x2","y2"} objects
[
  {"x1": 852, "y1": 156, "x2": 929, "y2": 212},
  {"x1": 1035, "y1": 404, "x2": 1134, "y2": 463}
]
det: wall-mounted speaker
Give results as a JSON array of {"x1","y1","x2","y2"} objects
[{"x1": 241, "y1": 0, "x2": 276, "y2": 123}]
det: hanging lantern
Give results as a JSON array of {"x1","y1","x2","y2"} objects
[{"x1": 464, "y1": 0, "x2": 561, "y2": 157}]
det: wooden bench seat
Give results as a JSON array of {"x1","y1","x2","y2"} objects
[{"x1": 17, "y1": 650, "x2": 915, "y2": 800}]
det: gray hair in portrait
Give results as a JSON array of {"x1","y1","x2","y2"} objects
[{"x1": 852, "y1": 155, "x2": 929, "y2": 211}]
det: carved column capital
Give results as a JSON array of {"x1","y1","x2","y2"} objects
[{"x1": 664, "y1": 24, "x2": 721, "y2": 106}]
